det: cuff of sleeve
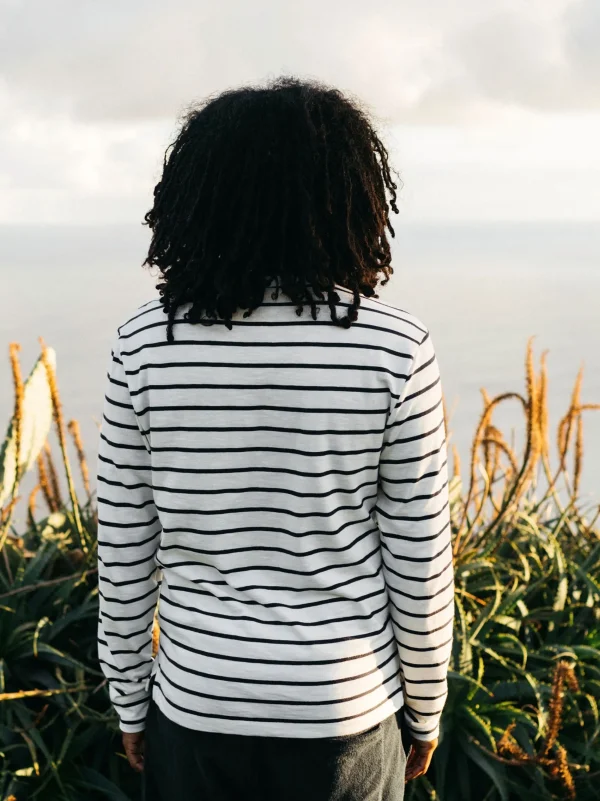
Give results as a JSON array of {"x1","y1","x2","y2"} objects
[
  {"x1": 113, "y1": 694, "x2": 151, "y2": 733},
  {"x1": 120, "y1": 720, "x2": 147, "y2": 734},
  {"x1": 404, "y1": 711, "x2": 440, "y2": 742}
]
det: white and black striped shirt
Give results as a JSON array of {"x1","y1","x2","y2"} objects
[{"x1": 97, "y1": 282, "x2": 453, "y2": 741}]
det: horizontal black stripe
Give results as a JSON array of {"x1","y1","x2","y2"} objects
[
  {"x1": 98, "y1": 557, "x2": 156, "y2": 587},
  {"x1": 97, "y1": 514, "x2": 159, "y2": 529},
  {"x1": 143, "y1": 422, "x2": 386, "y2": 436},
  {"x1": 379, "y1": 441, "x2": 446, "y2": 466},
  {"x1": 396, "y1": 375, "x2": 441, "y2": 409},
  {"x1": 129, "y1": 382, "x2": 396, "y2": 397},
  {"x1": 166, "y1": 583, "x2": 386, "y2": 611},
  {"x1": 134, "y1": 402, "x2": 389, "y2": 416},
  {"x1": 104, "y1": 620, "x2": 153, "y2": 640},
  {"x1": 100, "y1": 477, "x2": 378, "y2": 501},
  {"x1": 160, "y1": 510, "x2": 375, "y2": 540},
  {"x1": 100, "y1": 432, "x2": 147, "y2": 452},
  {"x1": 104, "y1": 395, "x2": 136, "y2": 412},
  {"x1": 379, "y1": 460, "x2": 448, "y2": 485},
  {"x1": 153, "y1": 679, "x2": 403, "y2": 726},
  {"x1": 98, "y1": 495, "x2": 155, "y2": 510},
  {"x1": 119, "y1": 293, "x2": 426, "y2": 337},
  {"x1": 401, "y1": 656, "x2": 451, "y2": 671},
  {"x1": 385, "y1": 417, "x2": 445, "y2": 447},
  {"x1": 99, "y1": 657, "x2": 151, "y2": 674},
  {"x1": 100, "y1": 600, "x2": 157, "y2": 622},
  {"x1": 119, "y1": 318, "x2": 421, "y2": 352},
  {"x1": 379, "y1": 478, "x2": 449, "y2": 505},
  {"x1": 389, "y1": 594, "x2": 454, "y2": 620},
  {"x1": 107, "y1": 375, "x2": 128, "y2": 388},
  {"x1": 102, "y1": 413, "x2": 138, "y2": 432},
  {"x1": 155, "y1": 622, "x2": 397, "y2": 667},
  {"x1": 111, "y1": 694, "x2": 148, "y2": 709},
  {"x1": 262, "y1": 297, "x2": 426, "y2": 334},
  {"x1": 408, "y1": 351, "x2": 436, "y2": 378},
  {"x1": 102, "y1": 432, "x2": 382, "y2": 458},
  {"x1": 164, "y1": 563, "x2": 383, "y2": 596},
  {"x1": 159, "y1": 630, "x2": 397, "y2": 686},
  {"x1": 99, "y1": 586, "x2": 158, "y2": 606},
  {"x1": 395, "y1": 634, "x2": 453, "y2": 653},
  {"x1": 386, "y1": 574, "x2": 454, "y2": 602},
  {"x1": 386, "y1": 396, "x2": 443, "y2": 430},
  {"x1": 154, "y1": 493, "x2": 377, "y2": 519},
  {"x1": 156, "y1": 526, "x2": 377, "y2": 559},
  {"x1": 156, "y1": 609, "x2": 392, "y2": 646},
  {"x1": 118, "y1": 299, "x2": 162, "y2": 329},
  {"x1": 391, "y1": 613, "x2": 454, "y2": 638},
  {"x1": 404, "y1": 720, "x2": 440, "y2": 738},
  {"x1": 157, "y1": 657, "x2": 400, "y2": 706},
  {"x1": 160, "y1": 589, "x2": 390, "y2": 628},
  {"x1": 112, "y1": 639, "x2": 149, "y2": 657},
  {"x1": 98, "y1": 452, "x2": 379, "y2": 478},
  {"x1": 404, "y1": 690, "x2": 448, "y2": 702},
  {"x1": 97, "y1": 527, "x2": 161, "y2": 548},
  {"x1": 374, "y1": 498, "x2": 450, "y2": 523},
  {"x1": 381, "y1": 538, "x2": 452, "y2": 564},
  {"x1": 122, "y1": 335, "x2": 412, "y2": 361},
  {"x1": 159, "y1": 544, "x2": 380, "y2": 579},
  {"x1": 384, "y1": 558, "x2": 454, "y2": 585},
  {"x1": 378, "y1": 519, "x2": 451, "y2": 544},
  {"x1": 98, "y1": 476, "x2": 378, "y2": 500},
  {"x1": 405, "y1": 706, "x2": 446, "y2": 717},
  {"x1": 126, "y1": 359, "x2": 410, "y2": 381}
]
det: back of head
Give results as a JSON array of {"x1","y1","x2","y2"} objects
[{"x1": 143, "y1": 76, "x2": 400, "y2": 341}]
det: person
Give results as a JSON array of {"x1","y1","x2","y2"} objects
[{"x1": 97, "y1": 76, "x2": 454, "y2": 801}]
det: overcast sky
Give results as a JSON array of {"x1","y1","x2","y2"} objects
[{"x1": 1, "y1": 0, "x2": 599, "y2": 224}]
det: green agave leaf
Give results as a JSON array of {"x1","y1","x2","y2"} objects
[
  {"x1": 454, "y1": 596, "x2": 473, "y2": 675},
  {"x1": 21, "y1": 543, "x2": 59, "y2": 585},
  {"x1": 463, "y1": 706, "x2": 496, "y2": 751},
  {"x1": 448, "y1": 669, "x2": 493, "y2": 698},
  {"x1": 0, "y1": 347, "x2": 56, "y2": 507},
  {"x1": 491, "y1": 680, "x2": 537, "y2": 703},
  {"x1": 462, "y1": 738, "x2": 509, "y2": 801},
  {"x1": 468, "y1": 586, "x2": 502, "y2": 645},
  {"x1": 75, "y1": 767, "x2": 134, "y2": 801},
  {"x1": 579, "y1": 542, "x2": 600, "y2": 573}
]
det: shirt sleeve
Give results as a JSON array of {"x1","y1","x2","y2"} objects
[
  {"x1": 97, "y1": 336, "x2": 161, "y2": 733},
  {"x1": 375, "y1": 330, "x2": 454, "y2": 742}
]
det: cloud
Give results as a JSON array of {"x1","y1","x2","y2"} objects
[
  {"x1": 1, "y1": 0, "x2": 598, "y2": 124},
  {"x1": 1, "y1": 0, "x2": 599, "y2": 224}
]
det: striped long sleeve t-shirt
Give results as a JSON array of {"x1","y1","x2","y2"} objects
[{"x1": 97, "y1": 282, "x2": 454, "y2": 742}]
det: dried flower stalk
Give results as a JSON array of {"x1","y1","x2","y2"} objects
[
  {"x1": 44, "y1": 443, "x2": 63, "y2": 509},
  {"x1": 67, "y1": 419, "x2": 91, "y2": 501},
  {"x1": 28, "y1": 485, "x2": 40, "y2": 525},
  {"x1": 37, "y1": 451, "x2": 57, "y2": 513},
  {"x1": 39, "y1": 338, "x2": 86, "y2": 550},
  {"x1": 9, "y1": 343, "x2": 24, "y2": 496}
]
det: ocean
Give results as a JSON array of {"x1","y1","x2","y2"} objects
[{"x1": 2, "y1": 221, "x2": 599, "y2": 511}]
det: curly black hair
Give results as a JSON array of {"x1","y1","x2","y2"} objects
[{"x1": 143, "y1": 76, "x2": 400, "y2": 342}]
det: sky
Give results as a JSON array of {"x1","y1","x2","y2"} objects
[{"x1": 1, "y1": 0, "x2": 599, "y2": 224}]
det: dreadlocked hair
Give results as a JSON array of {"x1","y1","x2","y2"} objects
[{"x1": 143, "y1": 76, "x2": 400, "y2": 342}]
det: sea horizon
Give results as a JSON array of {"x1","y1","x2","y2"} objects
[{"x1": 3, "y1": 219, "x2": 600, "y2": 516}]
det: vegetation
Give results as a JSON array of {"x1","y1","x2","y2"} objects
[{"x1": 1, "y1": 339, "x2": 599, "y2": 801}]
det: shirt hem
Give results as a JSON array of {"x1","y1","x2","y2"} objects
[{"x1": 151, "y1": 685, "x2": 405, "y2": 740}]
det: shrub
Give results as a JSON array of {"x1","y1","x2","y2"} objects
[{"x1": 1, "y1": 339, "x2": 599, "y2": 801}]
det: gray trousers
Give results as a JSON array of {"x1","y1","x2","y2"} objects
[{"x1": 143, "y1": 701, "x2": 407, "y2": 800}]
